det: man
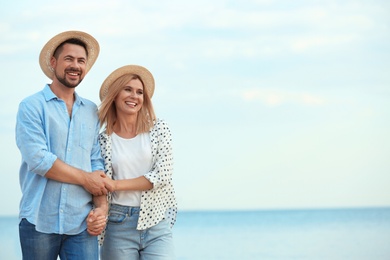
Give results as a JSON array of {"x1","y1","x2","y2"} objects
[{"x1": 16, "y1": 31, "x2": 111, "y2": 259}]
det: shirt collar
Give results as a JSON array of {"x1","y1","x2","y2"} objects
[{"x1": 43, "y1": 84, "x2": 84, "y2": 105}]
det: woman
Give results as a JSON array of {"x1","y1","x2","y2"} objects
[{"x1": 87, "y1": 65, "x2": 177, "y2": 259}]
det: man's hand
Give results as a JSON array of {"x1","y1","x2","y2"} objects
[
  {"x1": 87, "y1": 207, "x2": 108, "y2": 236},
  {"x1": 83, "y1": 171, "x2": 108, "y2": 196},
  {"x1": 102, "y1": 176, "x2": 116, "y2": 193}
]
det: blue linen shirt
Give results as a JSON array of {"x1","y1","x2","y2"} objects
[{"x1": 15, "y1": 84, "x2": 104, "y2": 235}]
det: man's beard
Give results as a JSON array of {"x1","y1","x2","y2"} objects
[{"x1": 54, "y1": 69, "x2": 83, "y2": 89}]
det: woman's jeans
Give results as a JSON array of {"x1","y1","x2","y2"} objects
[
  {"x1": 19, "y1": 218, "x2": 98, "y2": 260},
  {"x1": 101, "y1": 204, "x2": 174, "y2": 260}
]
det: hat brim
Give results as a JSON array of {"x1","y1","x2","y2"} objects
[
  {"x1": 100, "y1": 65, "x2": 155, "y2": 101},
  {"x1": 39, "y1": 31, "x2": 99, "y2": 80}
]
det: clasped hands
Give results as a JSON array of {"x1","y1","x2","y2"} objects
[
  {"x1": 84, "y1": 170, "x2": 114, "y2": 196},
  {"x1": 87, "y1": 207, "x2": 108, "y2": 236}
]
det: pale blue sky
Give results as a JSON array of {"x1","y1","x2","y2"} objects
[{"x1": 1, "y1": 0, "x2": 389, "y2": 215}]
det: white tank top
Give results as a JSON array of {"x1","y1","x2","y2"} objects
[{"x1": 111, "y1": 132, "x2": 152, "y2": 206}]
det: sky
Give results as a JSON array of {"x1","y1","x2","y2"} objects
[{"x1": 0, "y1": 0, "x2": 389, "y2": 216}]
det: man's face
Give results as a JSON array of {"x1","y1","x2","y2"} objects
[{"x1": 51, "y1": 43, "x2": 87, "y2": 88}]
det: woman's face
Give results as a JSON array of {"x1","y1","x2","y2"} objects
[{"x1": 114, "y1": 78, "x2": 144, "y2": 116}]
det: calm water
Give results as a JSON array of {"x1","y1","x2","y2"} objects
[{"x1": 1, "y1": 208, "x2": 390, "y2": 259}]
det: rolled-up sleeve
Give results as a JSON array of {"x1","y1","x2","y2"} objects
[
  {"x1": 16, "y1": 101, "x2": 57, "y2": 176},
  {"x1": 144, "y1": 120, "x2": 174, "y2": 189}
]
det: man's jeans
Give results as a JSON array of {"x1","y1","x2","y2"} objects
[{"x1": 19, "y1": 218, "x2": 98, "y2": 260}]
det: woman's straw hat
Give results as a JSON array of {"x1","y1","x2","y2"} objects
[
  {"x1": 39, "y1": 30, "x2": 100, "y2": 79},
  {"x1": 100, "y1": 65, "x2": 155, "y2": 101}
]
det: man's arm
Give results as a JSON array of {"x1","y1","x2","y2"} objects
[{"x1": 45, "y1": 159, "x2": 111, "y2": 196}]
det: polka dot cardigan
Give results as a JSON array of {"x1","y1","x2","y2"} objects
[{"x1": 98, "y1": 119, "x2": 177, "y2": 245}]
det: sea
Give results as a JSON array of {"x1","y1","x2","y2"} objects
[{"x1": 1, "y1": 207, "x2": 390, "y2": 260}]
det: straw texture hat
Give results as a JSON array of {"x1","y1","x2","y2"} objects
[
  {"x1": 39, "y1": 31, "x2": 100, "y2": 79},
  {"x1": 100, "y1": 65, "x2": 155, "y2": 101}
]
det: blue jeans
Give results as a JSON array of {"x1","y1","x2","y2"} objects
[
  {"x1": 101, "y1": 204, "x2": 174, "y2": 260},
  {"x1": 19, "y1": 218, "x2": 98, "y2": 260}
]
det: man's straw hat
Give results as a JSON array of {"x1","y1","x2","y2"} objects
[{"x1": 39, "y1": 30, "x2": 100, "y2": 79}]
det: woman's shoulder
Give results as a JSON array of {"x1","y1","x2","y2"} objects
[
  {"x1": 153, "y1": 118, "x2": 170, "y2": 127},
  {"x1": 152, "y1": 118, "x2": 171, "y2": 132},
  {"x1": 99, "y1": 131, "x2": 110, "y2": 142}
]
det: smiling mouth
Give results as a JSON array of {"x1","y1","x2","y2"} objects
[
  {"x1": 66, "y1": 70, "x2": 81, "y2": 77},
  {"x1": 125, "y1": 101, "x2": 137, "y2": 107}
]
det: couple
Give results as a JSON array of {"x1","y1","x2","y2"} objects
[{"x1": 15, "y1": 30, "x2": 177, "y2": 260}]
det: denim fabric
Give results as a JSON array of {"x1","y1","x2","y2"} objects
[
  {"x1": 101, "y1": 204, "x2": 174, "y2": 260},
  {"x1": 19, "y1": 218, "x2": 98, "y2": 260},
  {"x1": 15, "y1": 85, "x2": 104, "y2": 235}
]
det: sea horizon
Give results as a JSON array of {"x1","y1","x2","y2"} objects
[
  {"x1": 3, "y1": 204, "x2": 390, "y2": 217},
  {"x1": 2, "y1": 206, "x2": 390, "y2": 259}
]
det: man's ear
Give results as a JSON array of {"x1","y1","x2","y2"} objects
[{"x1": 50, "y1": 56, "x2": 56, "y2": 70}]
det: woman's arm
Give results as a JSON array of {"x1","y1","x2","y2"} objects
[{"x1": 105, "y1": 176, "x2": 153, "y2": 191}]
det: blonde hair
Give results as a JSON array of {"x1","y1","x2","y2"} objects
[{"x1": 98, "y1": 73, "x2": 156, "y2": 135}]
